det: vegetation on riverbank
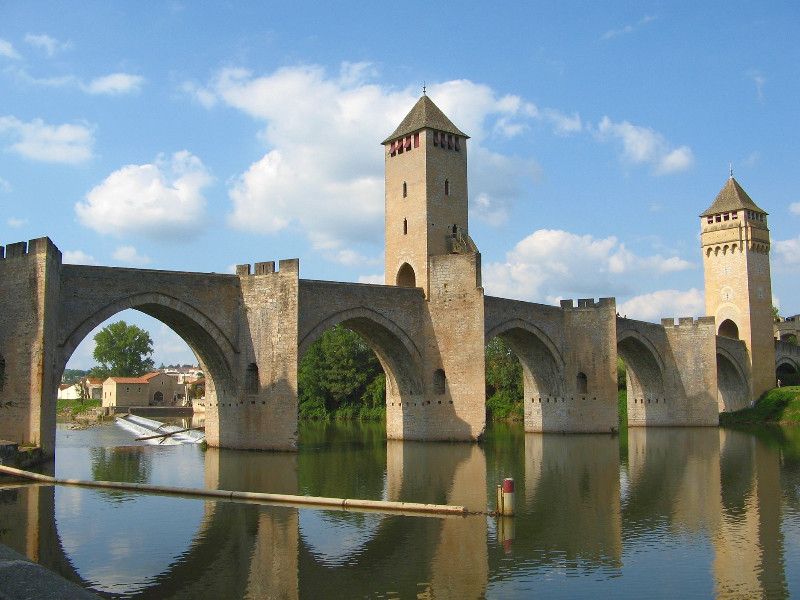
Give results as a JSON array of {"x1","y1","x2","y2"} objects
[
  {"x1": 56, "y1": 397, "x2": 102, "y2": 418},
  {"x1": 719, "y1": 386, "x2": 800, "y2": 425}
]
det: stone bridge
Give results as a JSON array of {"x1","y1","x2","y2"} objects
[
  {"x1": 0, "y1": 236, "x2": 764, "y2": 455},
  {"x1": 775, "y1": 340, "x2": 800, "y2": 386}
]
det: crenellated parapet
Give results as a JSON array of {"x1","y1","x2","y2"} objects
[
  {"x1": 661, "y1": 316, "x2": 716, "y2": 328},
  {"x1": 560, "y1": 297, "x2": 615, "y2": 311},
  {"x1": 236, "y1": 258, "x2": 299, "y2": 276}
]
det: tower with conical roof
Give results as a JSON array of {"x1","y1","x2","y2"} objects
[
  {"x1": 382, "y1": 94, "x2": 477, "y2": 298},
  {"x1": 701, "y1": 174, "x2": 774, "y2": 401}
]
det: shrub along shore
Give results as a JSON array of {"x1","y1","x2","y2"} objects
[{"x1": 719, "y1": 386, "x2": 800, "y2": 425}]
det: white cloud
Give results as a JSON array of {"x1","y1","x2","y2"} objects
[
  {"x1": 24, "y1": 33, "x2": 72, "y2": 57},
  {"x1": 7, "y1": 217, "x2": 27, "y2": 227},
  {"x1": 596, "y1": 116, "x2": 694, "y2": 175},
  {"x1": 82, "y1": 73, "x2": 145, "y2": 95},
  {"x1": 790, "y1": 202, "x2": 800, "y2": 216},
  {"x1": 617, "y1": 288, "x2": 705, "y2": 321},
  {"x1": 602, "y1": 15, "x2": 658, "y2": 40},
  {"x1": 0, "y1": 116, "x2": 95, "y2": 163},
  {"x1": 76, "y1": 151, "x2": 212, "y2": 241},
  {"x1": 0, "y1": 39, "x2": 22, "y2": 60},
  {"x1": 358, "y1": 273, "x2": 385, "y2": 285},
  {"x1": 483, "y1": 229, "x2": 693, "y2": 302},
  {"x1": 112, "y1": 246, "x2": 151, "y2": 266},
  {"x1": 0, "y1": 177, "x2": 11, "y2": 193},
  {"x1": 63, "y1": 250, "x2": 97, "y2": 265},
  {"x1": 0, "y1": 39, "x2": 21, "y2": 59},
  {"x1": 186, "y1": 66, "x2": 560, "y2": 260},
  {"x1": 773, "y1": 235, "x2": 800, "y2": 267}
]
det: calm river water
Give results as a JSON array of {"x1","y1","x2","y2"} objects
[{"x1": 2, "y1": 420, "x2": 800, "y2": 599}]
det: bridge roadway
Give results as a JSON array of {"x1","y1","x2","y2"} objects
[{"x1": 0, "y1": 237, "x2": 765, "y2": 454}]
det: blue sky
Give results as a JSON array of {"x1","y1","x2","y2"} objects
[{"x1": 2, "y1": 1, "x2": 798, "y2": 369}]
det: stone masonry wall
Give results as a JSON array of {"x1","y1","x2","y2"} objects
[
  {"x1": 425, "y1": 252, "x2": 486, "y2": 441},
  {"x1": 210, "y1": 259, "x2": 300, "y2": 450},
  {"x1": 0, "y1": 238, "x2": 61, "y2": 453}
]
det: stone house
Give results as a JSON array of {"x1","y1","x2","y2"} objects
[{"x1": 101, "y1": 372, "x2": 184, "y2": 408}]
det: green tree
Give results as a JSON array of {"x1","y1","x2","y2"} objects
[
  {"x1": 90, "y1": 321, "x2": 155, "y2": 378},
  {"x1": 297, "y1": 325, "x2": 384, "y2": 419},
  {"x1": 774, "y1": 305, "x2": 781, "y2": 321},
  {"x1": 485, "y1": 337, "x2": 523, "y2": 420}
]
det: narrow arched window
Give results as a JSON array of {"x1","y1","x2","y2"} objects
[
  {"x1": 246, "y1": 363, "x2": 259, "y2": 395},
  {"x1": 444, "y1": 179, "x2": 449, "y2": 196},
  {"x1": 403, "y1": 218, "x2": 408, "y2": 235},
  {"x1": 402, "y1": 181, "x2": 407, "y2": 198},
  {"x1": 433, "y1": 369, "x2": 446, "y2": 395},
  {"x1": 576, "y1": 372, "x2": 588, "y2": 394}
]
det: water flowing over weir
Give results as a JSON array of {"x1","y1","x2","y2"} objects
[{"x1": 116, "y1": 414, "x2": 206, "y2": 445}]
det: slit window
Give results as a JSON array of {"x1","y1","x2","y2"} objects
[
  {"x1": 403, "y1": 181, "x2": 407, "y2": 198},
  {"x1": 444, "y1": 179, "x2": 449, "y2": 196},
  {"x1": 403, "y1": 218, "x2": 408, "y2": 235}
]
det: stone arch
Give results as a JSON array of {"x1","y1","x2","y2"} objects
[
  {"x1": 776, "y1": 356, "x2": 800, "y2": 387},
  {"x1": 718, "y1": 319, "x2": 739, "y2": 340},
  {"x1": 59, "y1": 292, "x2": 238, "y2": 403},
  {"x1": 717, "y1": 348, "x2": 749, "y2": 412},
  {"x1": 396, "y1": 263, "x2": 416, "y2": 287},
  {"x1": 485, "y1": 319, "x2": 566, "y2": 399},
  {"x1": 617, "y1": 329, "x2": 666, "y2": 404},
  {"x1": 299, "y1": 307, "x2": 424, "y2": 399}
]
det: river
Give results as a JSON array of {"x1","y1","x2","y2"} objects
[{"x1": 1, "y1": 419, "x2": 800, "y2": 599}]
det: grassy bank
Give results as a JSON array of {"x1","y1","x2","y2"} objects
[
  {"x1": 719, "y1": 386, "x2": 800, "y2": 425},
  {"x1": 56, "y1": 398, "x2": 102, "y2": 418}
]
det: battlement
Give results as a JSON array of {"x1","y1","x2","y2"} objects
[
  {"x1": 661, "y1": 316, "x2": 716, "y2": 328},
  {"x1": 0, "y1": 237, "x2": 61, "y2": 262},
  {"x1": 560, "y1": 297, "x2": 615, "y2": 310},
  {"x1": 236, "y1": 258, "x2": 299, "y2": 276}
]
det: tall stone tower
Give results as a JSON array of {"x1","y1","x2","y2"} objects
[
  {"x1": 701, "y1": 174, "x2": 774, "y2": 399},
  {"x1": 382, "y1": 94, "x2": 477, "y2": 298}
]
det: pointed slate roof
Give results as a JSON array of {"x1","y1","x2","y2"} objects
[
  {"x1": 382, "y1": 95, "x2": 468, "y2": 144},
  {"x1": 700, "y1": 177, "x2": 767, "y2": 217}
]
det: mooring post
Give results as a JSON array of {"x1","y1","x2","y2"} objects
[{"x1": 497, "y1": 477, "x2": 515, "y2": 516}]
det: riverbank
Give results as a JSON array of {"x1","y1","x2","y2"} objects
[{"x1": 719, "y1": 386, "x2": 800, "y2": 425}]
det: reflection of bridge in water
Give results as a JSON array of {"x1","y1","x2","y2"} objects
[{"x1": 1, "y1": 428, "x2": 795, "y2": 599}]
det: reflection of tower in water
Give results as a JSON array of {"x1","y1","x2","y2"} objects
[
  {"x1": 524, "y1": 433, "x2": 623, "y2": 566},
  {"x1": 713, "y1": 429, "x2": 788, "y2": 599}
]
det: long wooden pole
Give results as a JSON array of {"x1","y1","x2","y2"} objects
[{"x1": 0, "y1": 465, "x2": 468, "y2": 516}]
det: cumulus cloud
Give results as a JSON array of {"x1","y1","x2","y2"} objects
[
  {"x1": 76, "y1": 151, "x2": 212, "y2": 240},
  {"x1": 82, "y1": 73, "x2": 145, "y2": 95},
  {"x1": 7, "y1": 217, "x2": 27, "y2": 227},
  {"x1": 596, "y1": 116, "x2": 693, "y2": 175},
  {"x1": 24, "y1": 33, "x2": 72, "y2": 57},
  {"x1": 112, "y1": 246, "x2": 151, "y2": 266},
  {"x1": 790, "y1": 202, "x2": 800, "y2": 216},
  {"x1": 773, "y1": 235, "x2": 800, "y2": 267},
  {"x1": 0, "y1": 39, "x2": 20, "y2": 59},
  {"x1": 185, "y1": 66, "x2": 575, "y2": 263},
  {"x1": 0, "y1": 116, "x2": 95, "y2": 163},
  {"x1": 617, "y1": 288, "x2": 705, "y2": 321},
  {"x1": 482, "y1": 229, "x2": 693, "y2": 302},
  {"x1": 63, "y1": 250, "x2": 97, "y2": 265}
]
